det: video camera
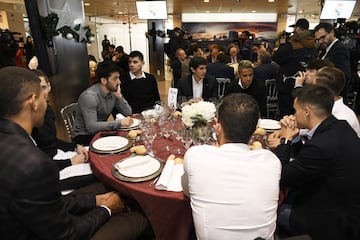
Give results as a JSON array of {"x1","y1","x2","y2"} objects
[{"x1": 0, "y1": 29, "x2": 22, "y2": 45}]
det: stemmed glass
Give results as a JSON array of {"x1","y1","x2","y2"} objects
[
  {"x1": 173, "y1": 123, "x2": 184, "y2": 154},
  {"x1": 181, "y1": 129, "x2": 193, "y2": 150},
  {"x1": 160, "y1": 119, "x2": 172, "y2": 151},
  {"x1": 143, "y1": 127, "x2": 157, "y2": 155}
]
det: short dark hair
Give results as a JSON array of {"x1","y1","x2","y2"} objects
[
  {"x1": 31, "y1": 69, "x2": 49, "y2": 82},
  {"x1": 129, "y1": 50, "x2": 144, "y2": 61},
  {"x1": 295, "y1": 84, "x2": 334, "y2": 118},
  {"x1": 218, "y1": 93, "x2": 260, "y2": 143},
  {"x1": 95, "y1": 61, "x2": 120, "y2": 80},
  {"x1": 116, "y1": 46, "x2": 124, "y2": 53},
  {"x1": 307, "y1": 59, "x2": 334, "y2": 70},
  {"x1": 0, "y1": 67, "x2": 41, "y2": 117},
  {"x1": 189, "y1": 57, "x2": 207, "y2": 70},
  {"x1": 314, "y1": 22, "x2": 334, "y2": 33},
  {"x1": 315, "y1": 67, "x2": 345, "y2": 96},
  {"x1": 216, "y1": 51, "x2": 227, "y2": 63}
]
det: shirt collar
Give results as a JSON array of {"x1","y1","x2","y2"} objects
[
  {"x1": 96, "y1": 83, "x2": 112, "y2": 99},
  {"x1": 238, "y1": 80, "x2": 247, "y2": 89},
  {"x1": 192, "y1": 75, "x2": 203, "y2": 84},
  {"x1": 307, "y1": 123, "x2": 321, "y2": 140},
  {"x1": 323, "y1": 38, "x2": 338, "y2": 59},
  {"x1": 129, "y1": 71, "x2": 146, "y2": 80}
]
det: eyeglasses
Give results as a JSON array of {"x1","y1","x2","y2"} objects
[{"x1": 315, "y1": 34, "x2": 327, "y2": 42}]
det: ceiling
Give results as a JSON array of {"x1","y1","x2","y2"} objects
[{"x1": 2, "y1": 0, "x2": 360, "y2": 23}]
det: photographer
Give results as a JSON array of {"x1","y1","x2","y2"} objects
[{"x1": 0, "y1": 29, "x2": 19, "y2": 69}]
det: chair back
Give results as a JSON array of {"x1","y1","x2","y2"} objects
[
  {"x1": 216, "y1": 78, "x2": 231, "y2": 99},
  {"x1": 265, "y1": 79, "x2": 279, "y2": 119},
  {"x1": 60, "y1": 103, "x2": 78, "y2": 142},
  {"x1": 347, "y1": 91, "x2": 357, "y2": 110}
]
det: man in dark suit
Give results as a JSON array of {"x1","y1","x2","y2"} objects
[
  {"x1": 225, "y1": 60, "x2": 267, "y2": 117},
  {"x1": 272, "y1": 85, "x2": 360, "y2": 240},
  {"x1": 0, "y1": 67, "x2": 151, "y2": 240},
  {"x1": 177, "y1": 56, "x2": 217, "y2": 101},
  {"x1": 207, "y1": 51, "x2": 235, "y2": 81},
  {"x1": 171, "y1": 48, "x2": 187, "y2": 88},
  {"x1": 314, "y1": 22, "x2": 352, "y2": 94}
]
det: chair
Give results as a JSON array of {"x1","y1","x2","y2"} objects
[
  {"x1": 60, "y1": 103, "x2": 78, "y2": 142},
  {"x1": 346, "y1": 91, "x2": 357, "y2": 110},
  {"x1": 265, "y1": 79, "x2": 279, "y2": 119},
  {"x1": 216, "y1": 78, "x2": 231, "y2": 99}
]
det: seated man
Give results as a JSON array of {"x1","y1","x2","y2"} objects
[
  {"x1": 225, "y1": 60, "x2": 267, "y2": 117},
  {"x1": 206, "y1": 51, "x2": 235, "y2": 81},
  {"x1": 182, "y1": 93, "x2": 281, "y2": 240},
  {"x1": 72, "y1": 61, "x2": 133, "y2": 145},
  {"x1": 31, "y1": 69, "x2": 96, "y2": 191},
  {"x1": 120, "y1": 50, "x2": 161, "y2": 113},
  {"x1": 272, "y1": 85, "x2": 360, "y2": 240},
  {"x1": 0, "y1": 66, "x2": 151, "y2": 240},
  {"x1": 177, "y1": 56, "x2": 217, "y2": 102}
]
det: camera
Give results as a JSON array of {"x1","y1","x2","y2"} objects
[{"x1": 0, "y1": 29, "x2": 21, "y2": 45}]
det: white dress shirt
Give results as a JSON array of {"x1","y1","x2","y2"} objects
[
  {"x1": 182, "y1": 143, "x2": 281, "y2": 240},
  {"x1": 192, "y1": 76, "x2": 203, "y2": 99},
  {"x1": 333, "y1": 97, "x2": 360, "y2": 137}
]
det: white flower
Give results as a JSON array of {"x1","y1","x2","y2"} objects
[{"x1": 181, "y1": 101, "x2": 216, "y2": 127}]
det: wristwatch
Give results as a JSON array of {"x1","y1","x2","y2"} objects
[{"x1": 280, "y1": 137, "x2": 291, "y2": 145}]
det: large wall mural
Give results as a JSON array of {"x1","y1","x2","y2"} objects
[{"x1": 182, "y1": 22, "x2": 277, "y2": 40}]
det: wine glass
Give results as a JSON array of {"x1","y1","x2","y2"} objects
[
  {"x1": 181, "y1": 129, "x2": 193, "y2": 150},
  {"x1": 160, "y1": 120, "x2": 172, "y2": 151},
  {"x1": 143, "y1": 127, "x2": 157, "y2": 155},
  {"x1": 173, "y1": 123, "x2": 184, "y2": 154}
]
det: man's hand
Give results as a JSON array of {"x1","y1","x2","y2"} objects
[
  {"x1": 70, "y1": 154, "x2": 86, "y2": 165},
  {"x1": 96, "y1": 192, "x2": 126, "y2": 214},
  {"x1": 267, "y1": 132, "x2": 281, "y2": 149},
  {"x1": 120, "y1": 117, "x2": 133, "y2": 127},
  {"x1": 295, "y1": 71, "x2": 306, "y2": 86},
  {"x1": 279, "y1": 115, "x2": 300, "y2": 140},
  {"x1": 113, "y1": 85, "x2": 123, "y2": 99},
  {"x1": 76, "y1": 144, "x2": 88, "y2": 162}
]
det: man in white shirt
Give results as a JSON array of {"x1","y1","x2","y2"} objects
[
  {"x1": 182, "y1": 93, "x2": 281, "y2": 240},
  {"x1": 314, "y1": 67, "x2": 360, "y2": 137}
]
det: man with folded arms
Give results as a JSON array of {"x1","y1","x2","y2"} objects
[
  {"x1": 272, "y1": 85, "x2": 360, "y2": 240},
  {"x1": 182, "y1": 93, "x2": 281, "y2": 240},
  {"x1": 72, "y1": 61, "x2": 133, "y2": 145},
  {"x1": 0, "y1": 67, "x2": 151, "y2": 239}
]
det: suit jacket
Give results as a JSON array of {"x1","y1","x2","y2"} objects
[
  {"x1": 275, "y1": 116, "x2": 360, "y2": 240},
  {"x1": 324, "y1": 40, "x2": 351, "y2": 84},
  {"x1": 206, "y1": 62, "x2": 235, "y2": 81},
  {"x1": 176, "y1": 74, "x2": 218, "y2": 101},
  {"x1": 171, "y1": 58, "x2": 182, "y2": 87},
  {"x1": 0, "y1": 118, "x2": 109, "y2": 240}
]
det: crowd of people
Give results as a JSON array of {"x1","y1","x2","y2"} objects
[{"x1": 1, "y1": 18, "x2": 360, "y2": 240}]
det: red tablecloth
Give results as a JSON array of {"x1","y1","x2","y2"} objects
[{"x1": 89, "y1": 131, "x2": 194, "y2": 240}]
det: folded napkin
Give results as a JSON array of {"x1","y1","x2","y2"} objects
[
  {"x1": 155, "y1": 160, "x2": 184, "y2": 192},
  {"x1": 59, "y1": 163, "x2": 92, "y2": 180},
  {"x1": 116, "y1": 113, "x2": 125, "y2": 120}
]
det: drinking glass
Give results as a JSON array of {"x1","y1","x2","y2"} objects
[
  {"x1": 181, "y1": 129, "x2": 193, "y2": 150},
  {"x1": 160, "y1": 119, "x2": 172, "y2": 151}
]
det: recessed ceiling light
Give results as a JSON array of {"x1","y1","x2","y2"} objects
[
  {"x1": 203, "y1": 0, "x2": 210, "y2": 2},
  {"x1": 84, "y1": 2, "x2": 90, "y2": 6},
  {"x1": 268, "y1": 0, "x2": 275, "y2": 2},
  {"x1": 298, "y1": 10, "x2": 304, "y2": 13},
  {"x1": 251, "y1": 10, "x2": 257, "y2": 13},
  {"x1": 205, "y1": 10, "x2": 211, "y2": 13},
  {"x1": 118, "y1": 11, "x2": 123, "y2": 14}
]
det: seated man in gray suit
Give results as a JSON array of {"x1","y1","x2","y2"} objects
[{"x1": 176, "y1": 56, "x2": 217, "y2": 103}]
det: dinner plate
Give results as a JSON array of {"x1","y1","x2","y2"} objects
[
  {"x1": 258, "y1": 119, "x2": 281, "y2": 131},
  {"x1": 91, "y1": 136, "x2": 130, "y2": 152},
  {"x1": 112, "y1": 155, "x2": 164, "y2": 182},
  {"x1": 119, "y1": 118, "x2": 140, "y2": 130}
]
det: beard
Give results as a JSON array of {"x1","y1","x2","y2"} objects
[{"x1": 107, "y1": 83, "x2": 118, "y2": 92}]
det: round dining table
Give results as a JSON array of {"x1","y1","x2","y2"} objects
[{"x1": 89, "y1": 129, "x2": 194, "y2": 240}]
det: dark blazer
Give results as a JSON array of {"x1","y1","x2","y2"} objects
[
  {"x1": 171, "y1": 58, "x2": 182, "y2": 87},
  {"x1": 275, "y1": 116, "x2": 360, "y2": 240},
  {"x1": 176, "y1": 74, "x2": 218, "y2": 101},
  {"x1": 0, "y1": 118, "x2": 109, "y2": 240},
  {"x1": 324, "y1": 40, "x2": 351, "y2": 84},
  {"x1": 206, "y1": 62, "x2": 235, "y2": 81}
]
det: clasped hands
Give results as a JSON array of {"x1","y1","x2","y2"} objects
[
  {"x1": 96, "y1": 192, "x2": 128, "y2": 215},
  {"x1": 267, "y1": 115, "x2": 300, "y2": 149},
  {"x1": 70, "y1": 144, "x2": 89, "y2": 165}
]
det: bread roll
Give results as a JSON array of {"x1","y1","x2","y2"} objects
[
  {"x1": 254, "y1": 127, "x2": 267, "y2": 135},
  {"x1": 130, "y1": 145, "x2": 147, "y2": 155}
]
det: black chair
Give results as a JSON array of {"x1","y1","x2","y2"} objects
[
  {"x1": 265, "y1": 78, "x2": 279, "y2": 119},
  {"x1": 60, "y1": 103, "x2": 78, "y2": 142}
]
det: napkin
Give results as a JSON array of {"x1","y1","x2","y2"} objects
[
  {"x1": 155, "y1": 160, "x2": 184, "y2": 192},
  {"x1": 116, "y1": 113, "x2": 125, "y2": 120},
  {"x1": 59, "y1": 163, "x2": 92, "y2": 180}
]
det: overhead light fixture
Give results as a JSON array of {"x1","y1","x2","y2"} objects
[
  {"x1": 268, "y1": 0, "x2": 275, "y2": 2},
  {"x1": 84, "y1": 2, "x2": 90, "y2": 6},
  {"x1": 251, "y1": 10, "x2": 257, "y2": 13},
  {"x1": 203, "y1": 0, "x2": 210, "y2": 2},
  {"x1": 298, "y1": 9, "x2": 304, "y2": 13}
]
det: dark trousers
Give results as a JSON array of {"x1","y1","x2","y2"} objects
[{"x1": 73, "y1": 182, "x2": 154, "y2": 240}]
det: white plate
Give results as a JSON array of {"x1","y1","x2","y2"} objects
[
  {"x1": 114, "y1": 155, "x2": 161, "y2": 178},
  {"x1": 258, "y1": 119, "x2": 281, "y2": 130},
  {"x1": 92, "y1": 136, "x2": 129, "y2": 151},
  {"x1": 120, "y1": 118, "x2": 140, "y2": 129}
]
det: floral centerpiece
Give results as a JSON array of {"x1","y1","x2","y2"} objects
[{"x1": 181, "y1": 101, "x2": 216, "y2": 127}]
